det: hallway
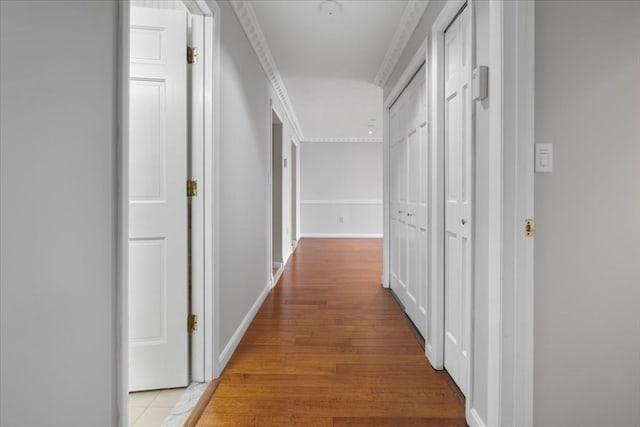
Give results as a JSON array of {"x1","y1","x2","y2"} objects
[{"x1": 197, "y1": 239, "x2": 466, "y2": 426}]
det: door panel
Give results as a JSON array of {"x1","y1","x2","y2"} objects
[
  {"x1": 443, "y1": 6, "x2": 472, "y2": 395},
  {"x1": 129, "y1": 7, "x2": 189, "y2": 392},
  {"x1": 390, "y1": 63, "x2": 428, "y2": 337}
]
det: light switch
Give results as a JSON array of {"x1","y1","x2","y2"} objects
[{"x1": 535, "y1": 144, "x2": 553, "y2": 173}]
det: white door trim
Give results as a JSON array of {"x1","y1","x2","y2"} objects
[
  {"x1": 291, "y1": 135, "x2": 300, "y2": 245},
  {"x1": 185, "y1": 0, "x2": 221, "y2": 381},
  {"x1": 116, "y1": 4, "x2": 131, "y2": 425},
  {"x1": 268, "y1": 102, "x2": 284, "y2": 289},
  {"x1": 490, "y1": 1, "x2": 535, "y2": 426},
  {"x1": 117, "y1": 0, "x2": 221, "y2": 424}
]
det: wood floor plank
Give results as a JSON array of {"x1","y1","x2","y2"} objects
[{"x1": 195, "y1": 238, "x2": 466, "y2": 426}]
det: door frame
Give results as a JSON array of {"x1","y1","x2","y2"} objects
[
  {"x1": 290, "y1": 136, "x2": 300, "y2": 248},
  {"x1": 117, "y1": 0, "x2": 221, "y2": 425},
  {"x1": 268, "y1": 101, "x2": 284, "y2": 287}
]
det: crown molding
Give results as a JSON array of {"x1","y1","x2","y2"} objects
[
  {"x1": 301, "y1": 137, "x2": 383, "y2": 143},
  {"x1": 230, "y1": 0, "x2": 305, "y2": 139},
  {"x1": 374, "y1": 0, "x2": 430, "y2": 87}
]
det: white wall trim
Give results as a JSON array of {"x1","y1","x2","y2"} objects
[
  {"x1": 301, "y1": 199, "x2": 383, "y2": 205},
  {"x1": 468, "y1": 408, "x2": 488, "y2": 427},
  {"x1": 301, "y1": 137, "x2": 383, "y2": 143},
  {"x1": 229, "y1": 0, "x2": 304, "y2": 140},
  {"x1": 302, "y1": 233, "x2": 383, "y2": 238},
  {"x1": 501, "y1": 1, "x2": 535, "y2": 426},
  {"x1": 384, "y1": 36, "x2": 428, "y2": 108},
  {"x1": 217, "y1": 282, "x2": 271, "y2": 371},
  {"x1": 374, "y1": 0, "x2": 430, "y2": 87},
  {"x1": 201, "y1": 0, "x2": 221, "y2": 382},
  {"x1": 117, "y1": 3, "x2": 130, "y2": 426}
]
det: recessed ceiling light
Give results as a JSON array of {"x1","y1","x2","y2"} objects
[{"x1": 368, "y1": 130, "x2": 373, "y2": 135}]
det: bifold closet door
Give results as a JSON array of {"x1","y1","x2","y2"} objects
[{"x1": 390, "y1": 64, "x2": 428, "y2": 338}]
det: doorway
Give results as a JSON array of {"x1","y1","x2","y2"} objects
[
  {"x1": 122, "y1": 0, "x2": 219, "y2": 424},
  {"x1": 291, "y1": 139, "x2": 298, "y2": 249},
  {"x1": 271, "y1": 109, "x2": 284, "y2": 282}
]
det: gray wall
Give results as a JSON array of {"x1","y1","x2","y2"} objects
[
  {"x1": 217, "y1": 0, "x2": 297, "y2": 350},
  {"x1": 535, "y1": 1, "x2": 640, "y2": 426},
  {"x1": 0, "y1": 1, "x2": 119, "y2": 426}
]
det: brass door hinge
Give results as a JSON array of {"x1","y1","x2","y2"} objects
[
  {"x1": 188, "y1": 314, "x2": 198, "y2": 332},
  {"x1": 525, "y1": 219, "x2": 535, "y2": 237},
  {"x1": 187, "y1": 46, "x2": 198, "y2": 65},
  {"x1": 187, "y1": 180, "x2": 198, "y2": 197}
]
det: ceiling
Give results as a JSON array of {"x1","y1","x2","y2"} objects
[{"x1": 235, "y1": 0, "x2": 428, "y2": 141}]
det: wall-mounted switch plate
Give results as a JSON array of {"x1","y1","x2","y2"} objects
[{"x1": 535, "y1": 143, "x2": 553, "y2": 173}]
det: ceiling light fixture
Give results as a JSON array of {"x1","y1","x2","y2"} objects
[
  {"x1": 319, "y1": 0, "x2": 342, "y2": 16},
  {"x1": 368, "y1": 130, "x2": 374, "y2": 135}
]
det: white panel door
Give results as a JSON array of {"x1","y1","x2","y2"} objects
[
  {"x1": 129, "y1": 7, "x2": 189, "y2": 391},
  {"x1": 444, "y1": 5, "x2": 472, "y2": 395},
  {"x1": 390, "y1": 64, "x2": 428, "y2": 338}
]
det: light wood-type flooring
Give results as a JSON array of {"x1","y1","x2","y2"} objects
[{"x1": 196, "y1": 238, "x2": 466, "y2": 426}]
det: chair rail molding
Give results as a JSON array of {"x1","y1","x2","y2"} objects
[{"x1": 301, "y1": 137, "x2": 383, "y2": 143}]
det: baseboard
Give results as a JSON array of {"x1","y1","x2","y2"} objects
[
  {"x1": 272, "y1": 261, "x2": 283, "y2": 270},
  {"x1": 217, "y1": 281, "x2": 271, "y2": 371},
  {"x1": 468, "y1": 408, "x2": 488, "y2": 427},
  {"x1": 301, "y1": 233, "x2": 383, "y2": 238}
]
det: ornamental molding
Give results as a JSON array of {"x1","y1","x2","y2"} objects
[
  {"x1": 374, "y1": 0, "x2": 430, "y2": 87},
  {"x1": 230, "y1": 0, "x2": 305, "y2": 139},
  {"x1": 301, "y1": 137, "x2": 383, "y2": 143}
]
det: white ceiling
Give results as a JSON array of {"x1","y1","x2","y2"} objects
[{"x1": 243, "y1": 0, "x2": 427, "y2": 141}]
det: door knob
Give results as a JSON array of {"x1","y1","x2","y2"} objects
[{"x1": 461, "y1": 219, "x2": 468, "y2": 225}]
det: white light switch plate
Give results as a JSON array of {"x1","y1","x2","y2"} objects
[{"x1": 535, "y1": 143, "x2": 553, "y2": 173}]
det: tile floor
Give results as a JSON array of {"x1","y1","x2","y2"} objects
[{"x1": 128, "y1": 388, "x2": 186, "y2": 427}]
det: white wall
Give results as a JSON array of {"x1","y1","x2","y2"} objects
[
  {"x1": 535, "y1": 2, "x2": 640, "y2": 426},
  {"x1": 0, "y1": 1, "x2": 119, "y2": 426},
  {"x1": 300, "y1": 141, "x2": 383, "y2": 237},
  {"x1": 217, "y1": 0, "x2": 297, "y2": 362}
]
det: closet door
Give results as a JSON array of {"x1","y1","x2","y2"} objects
[
  {"x1": 390, "y1": 63, "x2": 428, "y2": 337},
  {"x1": 443, "y1": 5, "x2": 472, "y2": 395}
]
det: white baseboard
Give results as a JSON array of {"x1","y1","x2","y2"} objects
[
  {"x1": 217, "y1": 281, "x2": 271, "y2": 372},
  {"x1": 301, "y1": 233, "x2": 383, "y2": 238},
  {"x1": 272, "y1": 261, "x2": 283, "y2": 270},
  {"x1": 468, "y1": 408, "x2": 488, "y2": 427}
]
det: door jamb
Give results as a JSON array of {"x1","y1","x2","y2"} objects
[{"x1": 290, "y1": 136, "x2": 300, "y2": 247}]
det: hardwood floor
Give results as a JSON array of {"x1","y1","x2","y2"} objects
[{"x1": 196, "y1": 238, "x2": 466, "y2": 426}]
